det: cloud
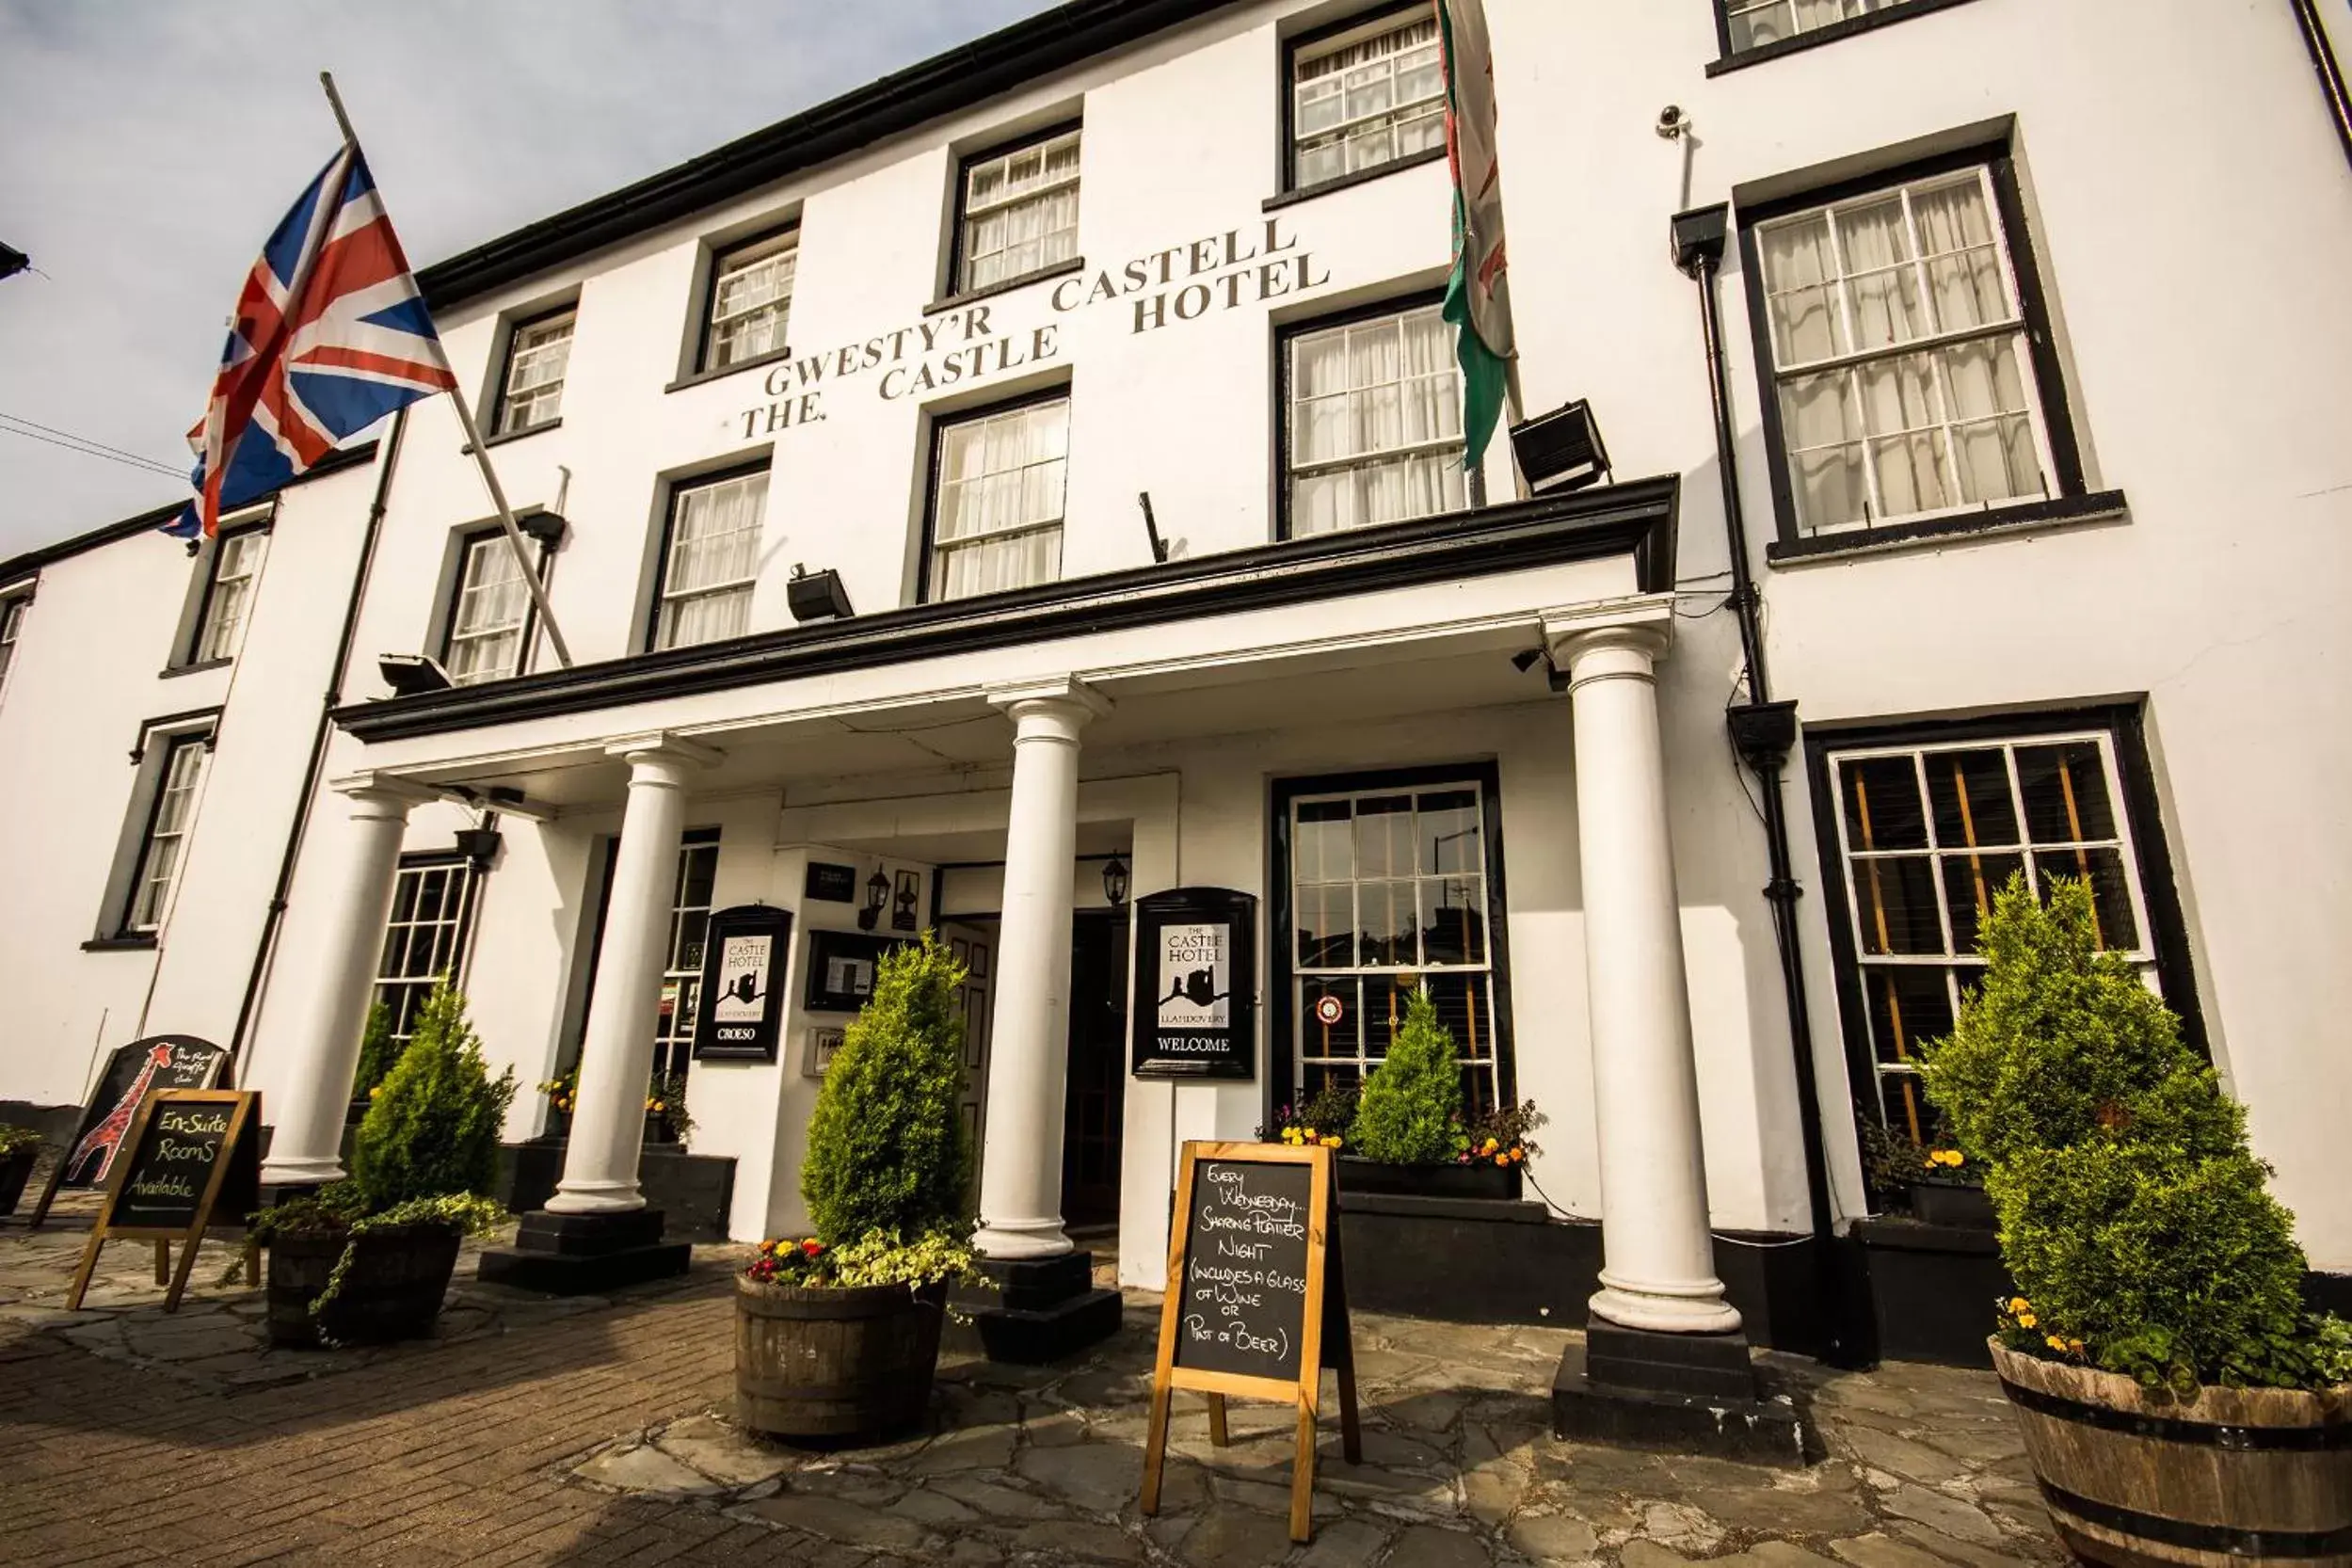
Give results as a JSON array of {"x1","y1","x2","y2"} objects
[{"x1": 0, "y1": 0, "x2": 1056, "y2": 557}]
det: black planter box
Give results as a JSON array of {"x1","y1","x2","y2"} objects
[
  {"x1": 1852, "y1": 1216, "x2": 2012, "y2": 1367},
  {"x1": 1338, "y1": 1156, "x2": 1520, "y2": 1201},
  {"x1": 1906, "y1": 1180, "x2": 1994, "y2": 1228},
  {"x1": 0, "y1": 1143, "x2": 39, "y2": 1216}
]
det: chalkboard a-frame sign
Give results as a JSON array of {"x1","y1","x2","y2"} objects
[
  {"x1": 1140, "y1": 1140, "x2": 1359, "y2": 1544},
  {"x1": 66, "y1": 1089, "x2": 261, "y2": 1313}
]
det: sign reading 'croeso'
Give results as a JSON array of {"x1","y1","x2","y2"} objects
[
  {"x1": 1132, "y1": 888, "x2": 1256, "y2": 1080},
  {"x1": 692, "y1": 904, "x2": 793, "y2": 1064}
]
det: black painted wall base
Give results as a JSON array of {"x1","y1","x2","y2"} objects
[
  {"x1": 477, "y1": 1206, "x2": 692, "y2": 1295},
  {"x1": 1851, "y1": 1218, "x2": 2010, "y2": 1368},
  {"x1": 1553, "y1": 1326, "x2": 1808, "y2": 1467},
  {"x1": 949, "y1": 1251, "x2": 1121, "y2": 1365},
  {"x1": 495, "y1": 1140, "x2": 736, "y2": 1243}
]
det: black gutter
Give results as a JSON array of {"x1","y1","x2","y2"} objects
[
  {"x1": 338, "y1": 475, "x2": 1680, "y2": 744},
  {"x1": 2290, "y1": 0, "x2": 2352, "y2": 176},
  {"x1": 229, "y1": 412, "x2": 408, "y2": 1077},
  {"x1": 416, "y1": 0, "x2": 1243, "y2": 311},
  {"x1": 1672, "y1": 206, "x2": 1848, "y2": 1364}
]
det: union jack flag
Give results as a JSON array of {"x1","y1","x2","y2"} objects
[{"x1": 168, "y1": 145, "x2": 453, "y2": 540}]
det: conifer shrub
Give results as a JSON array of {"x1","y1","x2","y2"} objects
[
  {"x1": 351, "y1": 1001, "x2": 398, "y2": 1102},
  {"x1": 1352, "y1": 986, "x2": 1464, "y2": 1164},
  {"x1": 349, "y1": 981, "x2": 517, "y2": 1211},
  {"x1": 801, "y1": 934, "x2": 971, "y2": 1248},
  {"x1": 1921, "y1": 874, "x2": 2350, "y2": 1392}
]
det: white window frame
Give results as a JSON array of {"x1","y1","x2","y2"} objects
[
  {"x1": 443, "y1": 531, "x2": 536, "y2": 685},
  {"x1": 1283, "y1": 299, "x2": 1467, "y2": 538},
  {"x1": 1754, "y1": 165, "x2": 2056, "y2": 536},
  {"x1": 653, "y1": 831, "x2": 721, "y2": 1079},
  {"x1": 124, "y1": 732, "x2": 210, "y2": 934},
  {"x1": 653, "y1": 468, "x2": 768, "y2": 651},
  {"x1": 1289, "y1": 6, "x2": 1446, "y2": 191},
  {"x1": 703, "y1": 231, "x2": 797, "y2": 372},
  {"x1": 1723, "y1": 0, "x2": 1899, "y2": 52},
  {"x1": 1827, "y1": 730, "x2": 2156, "y2": 1147},
  {"x1": 926, "y1": 395, "x2": 1069, "y2": 603},
  {"x1": 955, "y1": 127, "x2": 1082, "y2": 295},
  {"x1": 1288, "y1": 779, "x2": 1503, "y2": 1111},
  {"x1": 495, "y1": 309, "x2": 574, "y2": 436},
  {"x1": 375, "y1": 856, "x2": 480, "y2": 1041},
  {"x1": 0, "y1": 589, "x2": 28, "y2": 697},
  {"x1": 193, "y1": 526, "x2": 269, "y2": 664}
]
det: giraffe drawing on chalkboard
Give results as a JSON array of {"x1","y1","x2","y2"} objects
[{"x1": 64, "y1": 1042, "x2": 174, "y2": 1185}]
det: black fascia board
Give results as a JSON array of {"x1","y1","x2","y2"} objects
[
  {"x1": 0, "y1": 440, "x2": 381, "y2": 585},
  {"x1": 415, "y1": 0, "x2": 1245, "y2": 313},
  {"x1": 336, "y1": 473, "x2": 1681, "y2": 744}
]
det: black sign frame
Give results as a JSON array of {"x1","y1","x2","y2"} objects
[
  {"x1": 805, "y1": 929, "x2": 916, "y2": 1014},
  {"x1": 1131, "y1": 888, "x2": 1257, "y2": 1081},
  {"x1": 29, "y1": 1033, "x2": 231, "y2": 1228},
  {"x1": 691, "y1": 904, "x2": 794, "y2": 1063},
  {"x1": 67, "y1": 1089, "x2": 261, "y2": 1313},
  {"x1": 805, "y1": 861, "x2": 858, "y2": 903}
]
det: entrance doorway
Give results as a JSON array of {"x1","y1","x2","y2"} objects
[
  {"x1": 939, "y1": 921, "x2": 995, "y2": 1208},
  {"x1": 1062, "y1": 910, "x2": 1128, "y2": 1230}
]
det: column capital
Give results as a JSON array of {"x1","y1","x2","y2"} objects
[
  {"x1": 988, "y1": 676, "x2": 1112, "y2": 733},
  {"x1": 328, "y1": 771, "x2": 440, "y2": 809},
  {"x1": 1543, "y1": 596, "x2": 1674, "y2": 689},
  {"x1": 604, "y1": 732, "x2": 724, "y2": 771}
]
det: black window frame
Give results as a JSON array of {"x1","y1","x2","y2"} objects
[
  {"x1": 373, "y1": 851, "x2": 484, "y2": 1042},
  {"x1": 1736, "y1": 129, "x2": 2099, "y2": 562},
  {"x1": 488, "y1": 301, "x2": 578, "y2": 441},
  {"x1": 1272, "y1": 285, "x2": 1458, "y2": 543},
  {"x1": 941, "y1": 118, "x2": 1087, "y2": 308},
  {"x1": 438, "y1": 519, "x2": 558, "y2": 684},
  {"x1": 1268, "y1": 760, "x2": 1519, "y2": 1131},
  {"x1": 1708, "y1": 0, "x2": 1986, "y2": 76},
  {"x1": 1801, "y1": 701, "x2": 2207, "y2": 1191},
  {"x1": 1273, "y1": 2, "x2": 1449, "y2": 203},
  {"x1": 643, "y1": 456, "x2": 773, "y2": 654},
  {"x1": 694, "y1": 222, "x2": 800, "y2": 377},
  {"x1": 117, "y1": 722, "x2": 216, "y2": 938},
  {"x1": 916, "y1": 381, "x2": 1074, "y2": 607},
  {"x1": 176, "y1": 516, "x2": 273, "y2": 671},
  {"x1": 575, "y1": 825, "x2": 722, "y2": 1081}
]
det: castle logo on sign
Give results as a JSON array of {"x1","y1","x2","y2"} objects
[
  {"x1": 1158, "y1": 923, "x2": 1231, "y2": 1031},
  {"x1": 712, "y1": 934, "x2": 772, "y2": 1036}
]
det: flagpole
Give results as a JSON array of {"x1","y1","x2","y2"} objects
[{"x1": 319, "y1": 72, "x2": 575, "y2": 670}]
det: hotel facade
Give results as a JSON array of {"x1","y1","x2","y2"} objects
[{"x1": 5, "y1": 0, "x2": 2349, "y2": 1361}]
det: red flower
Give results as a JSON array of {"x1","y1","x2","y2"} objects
[{"x1": 800, "y1": 1239, "x2": 824, "y2": 1256}]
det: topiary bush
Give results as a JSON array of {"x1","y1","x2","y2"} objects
[
  {"x1": 1352, "y1": 986, "x2": 1464, "y2": 1164},
  {"x1": 351, "y1": 1001, "x2": 398, "y2": 1103},
  {"x1": 349, "y1": 981, "x2": 516, "y2": 1211},
  {"x1": 1921, "y1": 874, "x2": 2350, "y2": 1392},
  {"x1": 802, "y1": 934, "x2": 971, "y2": 1248}
]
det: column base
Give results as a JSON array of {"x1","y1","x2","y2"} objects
[
  {"x1": 1550, "y1": 1326, "x2": 1808, "y2": 1467},
  {"x1": 259, "y1": 1156, "x2": 346, "y2": 1189},
  {"x1": 974, "y1": 1216, "x2": 1073, "y2": 1260},
  {"x1": 949, "y1": 1253, "x2": 1122, "y2": 1365},
  {"x1": 1591, "y1": 1275, "x2": 1743, "y2": 1335},
  {"x1": 476, "y1": 1208, "x2": 690, "y2": 1296},
  {"x1": 543, "y1": 1177, "x2": 648, "y2": 1215}
]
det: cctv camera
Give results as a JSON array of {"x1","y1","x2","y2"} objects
[{"x1": 1656, "y1": 104, "x2": 1688, "y2": 140}]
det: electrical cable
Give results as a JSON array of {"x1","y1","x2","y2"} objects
[{"x1": 0, "y1": 419, "x2": 184, "y2": 479}]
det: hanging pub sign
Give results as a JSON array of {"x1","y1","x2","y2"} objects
[
  {"x1": 28, "y1": 1033, "x2": 231, "y2": 1227},
  {"x1": 66, "y1": 1089, "x2": 262, "y2": 1313},
  {"x1": 1131, "y1": 888, "x2": 1257, "y2": 1080},
  {"x1": 692, "y1": 904, "x2": 793, "y2": 1063}
]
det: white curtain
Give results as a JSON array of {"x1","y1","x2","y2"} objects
[
  {"x1": 658, "y1": 472, "x2": 766, "y2": 648},
  {"x1": 1288, "y1": 305, "x2": 1464, "y2": 536},
  {"x1": 934, "y1": 402, "x2": 1067, "y2": 600}
]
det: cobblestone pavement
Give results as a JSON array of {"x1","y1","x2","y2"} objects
[{"x1": 1, "y1": 1219, "x2": 2061, "y2": 1568}]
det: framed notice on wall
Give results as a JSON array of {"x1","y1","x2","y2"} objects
[
  {"x1": 692, "y1": 904, "x2": 793, "y2": 1063},
  {"x1": 1131, "y1": 888, "x2": 1257, "y2": 1080},
  {"x1": 805, "y1": 929, "x2": 915, "y2": 1014}
]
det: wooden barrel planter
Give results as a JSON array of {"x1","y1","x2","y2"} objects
[
  {"x1": 266, "y1": 1224, "x2": 463, "y2": 1349},
  {"x1": 1991, "y1": 1340, "x2": 2352, "y2": 1568},
  {"x1": 735, "y1": 1276, "x2": 947, "y2": 1441}
]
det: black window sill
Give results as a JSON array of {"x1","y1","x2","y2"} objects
[
  {"x1": 1765, "y1": 489, "x2": 2129, "y2": 567},
  {"x1": 159, "y1": 656, "x2": 233, "y2": 680},
  {"x1": 664, "y1": 344, "x2": 795, "y2": 394},
  {"x1": 82, "y1": 934, "x2": 158, "y2": 952},
  {"x1": 464, "y1": 417, "x2": 562, "y2": 455},
  {"x1": 1707, "y1": 0, "x2": 1983, "y2": 75},
  {"x1": 1263, "y1": 144, "x2": 1448, "y2": 213},
  {"x1": 924, "y1": 256, "x2": 1085, "y2": 317}
]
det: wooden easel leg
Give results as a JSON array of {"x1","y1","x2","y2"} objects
[
  {"x1": 1288, "y1": 1390, "x2": 1320, "y2": 1544},
  {"x1": 163, "y1": 1230, "x2": 202, "y2": 1313},
  {"x1": 1207, "y1": 1392, "x2": 1229, "y2": 1447},
  {"x1": 1140, "y1": 1380, "x2": 1173, "y2": 1516},
  {"x1": 154, "y1": 1240, "x2": 169, "y2": 1286}
]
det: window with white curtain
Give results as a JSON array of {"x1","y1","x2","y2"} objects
[
  {"x1": 443, "y1": 532, "x2": 535, "y2": 684},
  {"x1": 495, "y1": 309, "x2": 574, "y2": 436},
  {"x1": 654, "y1": 468, "x2": 768, "y2": 650},
  {"x1": 194, "y1": 527, "x2": 268, "y2": 663},
  {"x1": 956, "y1": 129, "x2": 1081, "y2": 294},
  {"x1": 126, "y1": 734, "x2": 208, "y2": 933},
  {"x1": 927, "y1": 396, "x2": 1068, "y2": 602},
  {"x1": 703, "y1": 232, "x2": 796, "y2": 371},
  {"x1": 1754, "y1": 167, "x2": 2053, "y2": 536},
  {"x1": 0, "y1": 592, "x2": 29, "y2": 696},
  {"x1": 1289, "y1": 7, "x2": 1446, "y2": 190},
  {"x1": 1284, "y1": 300, "x2": 1466, "y2": 537},
  {"x1": 1722, "y1": 0, "x2": 1903, "y2": 52}
]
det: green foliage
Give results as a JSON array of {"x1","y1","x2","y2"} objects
[
  {"x1": 348, "y1": 982, "x2": 516, "y2": 1212},
  {"x1": 1921, "y1": 875, "x2": 2349, "y2": 1391},
  {"x1": 350, "y1": 1001, "x2": 399, "y2": 1102},
  {"x1": 245, "y1": 1184, "x2": 507, "y2": 1324},
  {"x1": 0, "y1": 1124, "x2": 41, "y2": 1159},
  {"x1": 801, "y1": 934, "x2": 972, "y2": 1248},
  {"x1": 1352, "y1": 987, "x2": 1464, "y2": 1164}
]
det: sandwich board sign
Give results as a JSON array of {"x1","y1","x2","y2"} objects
[
  {"x1": 1140, "y1": 1140, "x2": 1358, "y2": 1543},
  {"x1": 28, "y1": 1033, "x2": 230, "y2": 1227},
  {"x1": 65, "y1": 1089, "x2": 261, "y2": 1313}
]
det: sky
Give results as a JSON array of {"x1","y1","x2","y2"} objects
[{"x1": 0, "y1": 0, "x2": 1060, "y2": 559}]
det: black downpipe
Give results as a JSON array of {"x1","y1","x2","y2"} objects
[
  {"x1": 1673, "y1": 207, "x2": 1850, "y2": 1363},
  {"x1": 230, "y1": 407, "x2": 409, "y2": 1077},
  {"x1": 2290, "y1": 0, "x2": 2352, "y2": 176}
]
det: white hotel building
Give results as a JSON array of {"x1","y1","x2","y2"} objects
[{"x1": 4, "y1": 0, "x2": 2349, "y2": 1367}]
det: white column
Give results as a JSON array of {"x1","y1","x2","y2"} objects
[
  {"x1": 1550, "y1": 601, "x2": 1741, "y2": 1335},
  {"x1": 974, "y1": 678, "x2": 1110, "y2": 1260},
  {"x1": 261, "y1": 775, "x2": 429, "y2": 1186},
  {"x1": 547, "y1": 735, "x2": 717, "y2": 1215}
]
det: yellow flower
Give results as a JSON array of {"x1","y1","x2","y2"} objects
[
  {"x1": 1494, "y1": 1154, "x2": 1510, "y2": 1166},
  {"x1": 368, "y1": 1085, "x2": 382, "y2": 1098},
  {"x1": 652, "y1": 1100, "x2": 666, "y2": 1112},
  {"x1": 2067, "y1": 1338, "x2": 2086, "y2": 1355},
  {"x1": 2045, "y1": 1334, "x2": 2069, "y2": 1353},
  {"x1": 1482, "y1": 1138, "x2": 1499, "y2": 1154},
  {"x1": 2008, "y1": 1296, "x2": 2032, "y2": 1316},
  {"x1": 1321, "y1": 1135, "x2": 1342, "y2": 1148},
  {"x1": 2016, "y1": 1311, "x2": 2038, "y2": 1329}
]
